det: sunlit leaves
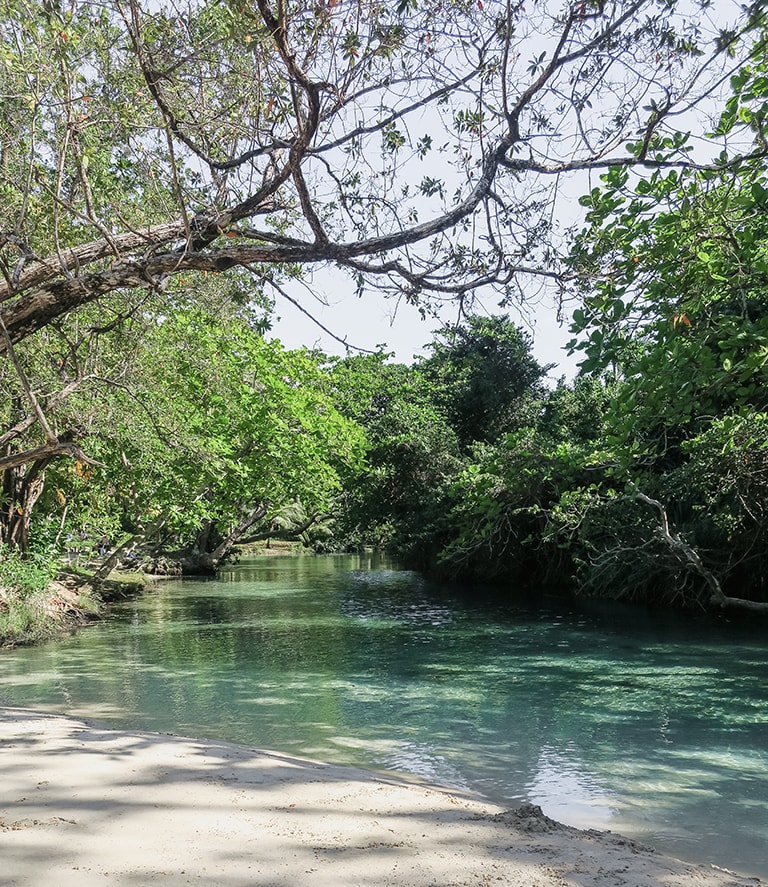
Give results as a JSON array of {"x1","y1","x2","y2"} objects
[
  {"x1": 453, "y1": 108, "x2": 484, "y2": 136},
  {"x1": 115, "y1": 309, "x2": 366, "y2": 539}
]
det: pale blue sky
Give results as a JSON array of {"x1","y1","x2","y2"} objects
[{"x1": 268, "y1": 274, "x2": 581, "y2": 381}]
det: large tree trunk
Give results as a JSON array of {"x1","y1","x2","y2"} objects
[
  {"x1": 178, "y1": 503, "x2": 269, "y2": 574},
  {"x1": 193, "y1": 519, "x2": 216, "y2": 558},
  {"x1": 0, "y1": 459, "x2": 50, "y2": 553}
]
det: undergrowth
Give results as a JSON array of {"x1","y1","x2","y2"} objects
[{"x1": 0, "y1": 544, "x2": 97, "y2": 646}]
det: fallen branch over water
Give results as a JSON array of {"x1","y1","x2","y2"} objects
[{"x1": 635, "y1": 490, "x2": 768, "y2": 613}]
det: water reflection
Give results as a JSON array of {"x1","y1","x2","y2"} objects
[
  {"x1": 527, "y1": 744, "x2": 616, "y2": 828},
  {"x1": 1, "y1": 554, "x2": 767, "y2": 878}
]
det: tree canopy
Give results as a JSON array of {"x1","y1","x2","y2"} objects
[
  {"x1": 4, "y1": 0, "x2": 768, "y2": 617},
  {"x1": 1, "y1": 0, "x2": 763, "y2": 350}
]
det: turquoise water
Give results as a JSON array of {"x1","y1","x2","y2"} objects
[{"x1": 1, "y1": 554, "x2": 767, "y2": 877}]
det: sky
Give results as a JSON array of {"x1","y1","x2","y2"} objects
[
  {"x1": 267, "y1": 275, "x2": 582, "y2": 381},
  {"x1": 264, "y1": 0, "x2": 749, "y2": 383}
]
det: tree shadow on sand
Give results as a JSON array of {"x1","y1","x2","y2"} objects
[{"x1": 0, "y1": 708, "x2": 760, "y2": 887}]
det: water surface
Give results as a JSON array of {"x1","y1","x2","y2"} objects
[{"x1": 1, "y1": 554, "x2": 767, "y2": 877}]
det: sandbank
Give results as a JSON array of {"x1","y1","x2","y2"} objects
[{"x1": 0, "y1": 707, "x2": 762, "y2": 887}]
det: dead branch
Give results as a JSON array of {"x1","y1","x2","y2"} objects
[
  {"x1": 635, "y1": 489, "x2": 768, "y2": 613},
  {"x1": 0, "y1": 441, "x2": 105, "y2": 473}
]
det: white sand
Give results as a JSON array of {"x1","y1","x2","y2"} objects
[{"x1": 0, "y1": 707, "x2": 762, "y2": 887}]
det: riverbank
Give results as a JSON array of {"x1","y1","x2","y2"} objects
[
  {"x1": 0, "y1": 577, "x2": 100, "y2": 648},
  {"x1": 0, "y1": 708, "x2": 761, "y2": 887},
  {"x1": 0, "y1": 567, "x2": 150, "y2": 648}
]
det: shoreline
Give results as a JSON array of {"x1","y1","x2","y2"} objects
[{"x1": 0, "y1": 707, "x2": 762, "y2": 887}]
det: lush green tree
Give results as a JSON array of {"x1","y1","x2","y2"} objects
[
  {"x1": 9, "y1": 0, "x2": 751, "y2": 558},
  {"x1": 671, "y1": 413, "x2": 768, "y2": 602},
  {"x1": 81, "y1": 307, "x2": 365, "y2": 569},
  {"x1": 568, "y1": 42, "x2": 768, "y2": 457},
  {"x1": 327, "y1": 317, "x2": 580, "y2": 577},
  {"x1": 0, "y1": 298, "x2": 147, "y2": 553},
  {"x1": 2, "y1": 282, "x2": 364, "y2": 567},
  {"x1": 559, "y1": 44, "x2": 768, "y2": 609},
  {"x1": 435, "y1": 375, "x2": 614, "y2": 583},
  {"x1": 0, "y1": 273, "x2": 270, "y2": 553},
  {"x1": 417, "y1": 315, "x2": 550, "y2": 448}
]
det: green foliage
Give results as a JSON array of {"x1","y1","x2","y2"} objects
[
  {"x1": 0, "y1": 542, "x2": 64, "y2": 645},
  {"x1": 2, "y1": 275, "x2": 364, "y2": 561},
  {"x1": 554, "y1": 46, "x2": 768, "y2": 606},
  {"x1": 327, "y1": 352, "x2": 461, "y2": 557},
  {"x1": 326, "y1": 317, "x2": 584, "y2": 579},
  {"x1": 670, "y1": 412, "x2": 768, "y2": 596},
  {"x1": 547, "y1": 484, "x2": 709, "y2": 607},
  {"x1": 435, "y1": 376, "x2": 614, "y2": 583},
  {"x1": 84, "y1": 305, "x2": 366, "y2": 548},
  {"x1": 417, "y1": 316, "x2": 550, "y2": 449},
  {"x1": 0, "y1": 543, "x2": 56, "y2": 597},
  {"x1": 544, "y1": 408, "x2": 768, "y2": 606},
  {"x1": 569, "y1": 48, "x2": 768, "y2": 460}
]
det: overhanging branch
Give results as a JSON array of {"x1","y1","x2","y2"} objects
[
  {"x1": 635, "y1": 489, "x2": 768, "y2": 613},
  {"x1": 0, "y1": 441, "x2": 105, "y2": 473}
]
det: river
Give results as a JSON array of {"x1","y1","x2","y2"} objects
[{"x1": 1, "y1": 554, "x2": 766, "y2": 877}]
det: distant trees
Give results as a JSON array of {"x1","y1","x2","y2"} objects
[
  {"x1": 328, "y1": 315, "x2": 556, "y2": 570},
  {"x1": 418, "y1": 316, "x2": 549, "y2": 448},
  {"x1": 327, "y1": 351, "x2": 461, "y2": 560},
  {"x1": 327, "y1": 296, "x2": 768, "y2": 610},
  {"x1": 90, "y1": 304, "x2": 365, "y2": 571}
]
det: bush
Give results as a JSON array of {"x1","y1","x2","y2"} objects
[
  {"x1": 0, "y1": 544, "x2": 57, "y2": 597},
  {"x1": 0, "y1": 544, "x2": 59, "y2": 645}
]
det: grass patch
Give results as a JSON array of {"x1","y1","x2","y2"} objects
[
  {"x1": 0, "y1": 545, "x2": 102, "y2": 647},
  {"x1": 0, "y1": 583, "x2": 103, "y2": 647}
]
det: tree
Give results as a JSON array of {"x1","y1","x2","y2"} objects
[
  {"x1": 418, "y1": 315, "x2": 549, "y2": 447},
  {"x1": 1, "y1": 279, "x2": 365, "y2": 566},
  {"x1": 3, "y1": 0, "x2": 768, "y2": 593},
  {"x1": 434, "y1": 374, "x2": 613, "y2": 583},
  {"x1": 1, "y1": 0, "x2": 762, "y2": 356},
  {"x1": 0, "y1": 272, "x2": 271, "y2": 553},
  {"x1": 82, "y1": 307, "x2": 366, "y2": 570},
  {"x1": 328, "y1": 317, "x2": 566, "y2": 575},
  {"x1": 557, "y1": 44, "x2": 768, "y2": 608},
  {"x1": 568, "y1": 41, "x2": 768, "y2": 454},
  {"x1": 0, "y1": 298, "x2": 144, "y2": 553}
]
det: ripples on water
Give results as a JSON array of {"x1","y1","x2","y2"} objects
[{"x1": 1, "y1": 553, "x2": 767, "y2": 878}]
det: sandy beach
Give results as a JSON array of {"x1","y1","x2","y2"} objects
[{"x1": 0, "y1": 707, "x2": 762, "y2": 887}]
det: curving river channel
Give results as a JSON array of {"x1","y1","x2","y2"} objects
[{"x1": 1, "y1": 554, "x2": 767, "y2": 878}]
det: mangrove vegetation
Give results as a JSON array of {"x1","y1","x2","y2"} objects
[{"x1": 3, "y1": 0, "x2": 768, "y2": 641}]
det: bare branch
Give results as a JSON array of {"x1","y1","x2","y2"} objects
[
  {"x1": 0, "y1": 315, "x2": 56, "y2": 444},
  {"x1": 0, "y1": 440, "x2": 104, "y2": 473},
  {"x1": 265, "y1": 274, "x2": 377, "y2": 354},
  {"x1": 0, "y1": 0, "x2": 761, "y2": 352},
  {"x1": 632, "y1": 489, "x2": 768, "y2": 612}
]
